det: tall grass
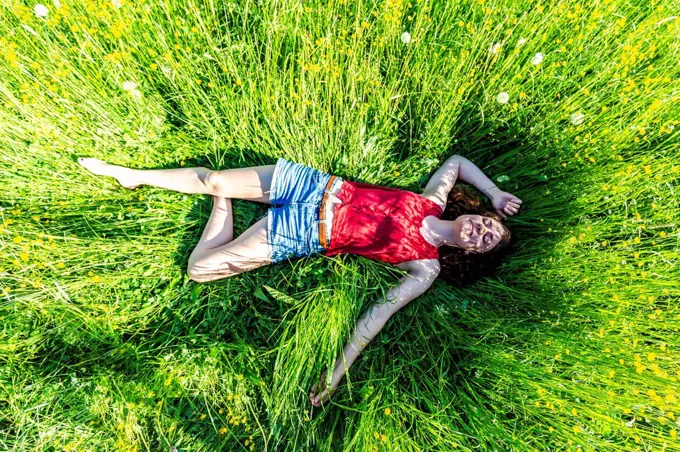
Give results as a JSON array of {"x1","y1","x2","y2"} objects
[{"x1": 1, "y1": 0, "x2": 678, "y2": 450}]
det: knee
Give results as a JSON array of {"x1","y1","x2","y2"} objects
[{"x1": 204, "y1": 171, "x2": 223, "y2": 193}]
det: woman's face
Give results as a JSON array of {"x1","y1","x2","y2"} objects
[{"x1": 452, "y1": 214, "x2": 506, "y2": 253}]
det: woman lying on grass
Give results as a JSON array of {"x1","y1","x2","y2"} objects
[{"x1": 78, "y1": 154, "x2": 523, "y2": 407}]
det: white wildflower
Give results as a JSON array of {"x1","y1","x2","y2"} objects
[
  {"x1": 497, "y1": 92, "x2": 510, "y2": 104},
  {"x1": 122, "y1": 81, "x2": 138, "y2": 91},
  {"x1": 52, "y1": 0, "x2": 60, "y2": 8},
  {"x1": 111, "y1": 0, "x2": 122, "y2": 8},
  {"x1": 34, "y1": 4, "x2": 49, "y2": 17},
  {"x1": 531, "y1": 52, "x2": 544, "y2": 65},
  {"x1": 489, "y1": 42, "x2": 501, "y2": 55},
  {"x1": 400, "y1": 31, "x2": 411, "y2": 44},
  {"x1": 518, "y1": 37, "x2": 527, "y2": 46},
  {"x1": 570, "y1": 112, "x2": 585, "y2": 126}
]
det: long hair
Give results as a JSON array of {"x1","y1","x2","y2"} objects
[{"x1": 437, "y1": 185, "x2": 516, "y2": 287}]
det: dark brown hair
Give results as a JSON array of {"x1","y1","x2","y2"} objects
[{"x1": 437, "y1": 185, "x2": 516, "y2": 287}]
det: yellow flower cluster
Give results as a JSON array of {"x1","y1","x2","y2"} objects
[
  {"x1": 1, "y1": 40, "x2": 19, "y2": 69},
  {"x1": 110, "y1": 20, "x2": 126, "y2": 38},
  {"x1": 373, "y1": 430, "x2": 388, "y2": 441},
  {"x1": 103, "y1": 51, "x2": 131, "y2": 64},
  {"x1": 383, "y1": 0, "x2": 405, "y2": 26}
]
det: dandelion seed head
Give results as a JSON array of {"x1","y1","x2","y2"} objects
[
  {"x1": 531, "y1": 52, "x2": 544, "y2": 65},
  {"x1": 570, "y1": 112, "x2": 585, "y2": 125},
  {"x1": 122, "y1": 81, "x2": 138, "y2": 91},
  {"x1": 497, "y1": 92, "x2": 510, "y2": 104},
  {"x1": 401, "y1": 31, "x2": 411, "y2": 44},
  {"x1": 34, "y1": 4, "x2": 49, "y2": 17}
]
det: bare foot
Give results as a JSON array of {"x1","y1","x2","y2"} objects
[{"x1": 77, "y1": 157, "x2": 140, "y2": 190}]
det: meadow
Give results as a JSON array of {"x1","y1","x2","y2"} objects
[{"x1": 1, "y1": 0, "x2": 679, "y2": 450}]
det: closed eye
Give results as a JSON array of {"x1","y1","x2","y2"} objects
[{"x1": 485, "y1": 232, "x2": 492, "y2": 245}]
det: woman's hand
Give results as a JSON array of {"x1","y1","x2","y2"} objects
[
  {"x1": 309, "y1": 369, "x2": 340, "y2": 407},
  {"x1": 491, "y1": 191, "x2": 523, "y2": 219}
]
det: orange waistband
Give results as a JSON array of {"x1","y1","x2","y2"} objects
[{"x1": 319, "y1": 175, "x2": 340, "y2": 249}]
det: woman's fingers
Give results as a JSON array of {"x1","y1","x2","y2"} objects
[
  {"x1": 312, "y1": 389, "x2": 327, "y2": 406},
  {"x1": 309, "y1": 384, "x2": 323, "y2": 406},
  {"x1": 507, "y1": 205, "x2": 519, "y2": 214},
  {"x1": 310, "y1": 386, "x2": 335, "y2": 407}
]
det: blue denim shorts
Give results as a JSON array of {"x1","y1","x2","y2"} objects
[{"x1": 267, "y1": 158, "x2": 342, "y2": 263}]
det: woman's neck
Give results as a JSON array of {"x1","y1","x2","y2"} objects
[{"x1": 421, "y1": 216, "x2": 458, "y2": 248}]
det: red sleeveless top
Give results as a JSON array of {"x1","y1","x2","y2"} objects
[{"x1": 323, "y1": 181, "x2": 444, "y2": 265}]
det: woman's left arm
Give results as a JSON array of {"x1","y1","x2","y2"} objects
[
  {"x1": 423, "y1": 154, "x2": 522, "y2": 218},
  {"x1": 422, "y1": 155, "x2": 499, "y2": 206}
]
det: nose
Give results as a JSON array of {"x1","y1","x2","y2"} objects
[{"x1": 476, "y1": 221, "x2": 487, "y2": 237}]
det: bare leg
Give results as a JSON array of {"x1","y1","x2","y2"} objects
[
  {"x1": 187, "y1": 216, "x2": 272, "y2": 282},
  {"x1": 77, "y1": 157, "x2": 276, "y2": 203},
  {"x1": 188, "y1": 196, "x2": 234, "y2": 267}
]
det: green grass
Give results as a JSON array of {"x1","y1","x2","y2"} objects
[{"x1": 1, "y1": 0, "x2": 679, "y2": 450}]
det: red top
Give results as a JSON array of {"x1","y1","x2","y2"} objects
[{"x1": 323, "y1": 181, "x2": 444, "y2": 265}]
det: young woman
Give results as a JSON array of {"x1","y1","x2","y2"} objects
[{"x1": 77, "y1": 155, "x2": 523, "y2": 407}]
